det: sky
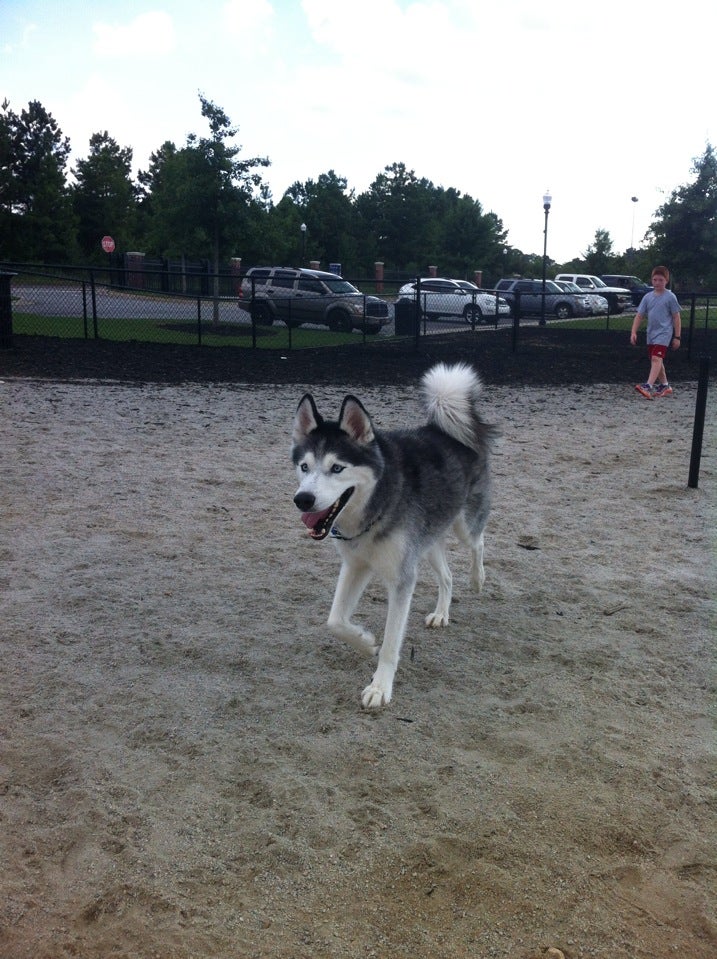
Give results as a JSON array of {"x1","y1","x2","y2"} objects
[{"x1": 1, "y1": 0, "x2": 714, "y2": 265}]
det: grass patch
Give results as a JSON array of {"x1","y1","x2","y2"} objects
[{"x1": 12, "y1": 314, "x2": 382, "y2": 349}]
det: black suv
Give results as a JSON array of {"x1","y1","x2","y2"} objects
[
  {"x1": 240, "y1": 267, "x2": 390, "y2": 333},
  {"x1": 601, "y1": 275, "x2": 652, "y2": 306}
]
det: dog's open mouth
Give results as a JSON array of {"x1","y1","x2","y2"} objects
[{"x1": 301, "y1": 488, "x2": 354, "y2": 541}]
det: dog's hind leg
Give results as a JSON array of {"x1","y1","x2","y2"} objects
[
  {"x1": 467, "y1": 530, "x2": 486, "y2": 592},
  {"x1": 327, "y1": 560, "x2": 378, "y2": 656},
  {"x1": 454, "y1": 516, "x2": 486, "y2": 592},
  {"x1": 362, "y1": 570, "x2": 417, "y2": 710},
  {"x1": 425, "y1": 540, "x2": 452, "y2": 627}
]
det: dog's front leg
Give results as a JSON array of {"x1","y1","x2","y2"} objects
[
  {"x1": 327, "y1": 560, "x2": 378, "y2": 656},
  {"x1": 361, "y1": 571, "x2": 416, "y2": 710}
]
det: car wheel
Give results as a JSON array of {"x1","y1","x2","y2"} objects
[
  {"x1": 251, "y1": 302, "x2": 273, "y2": 325},
  {"x1": 364, "y1": 323, "x2": 381, "y2": 335},
  {"x1": 464, "y1": 305, "x2": 484, "y2": 325},
  {"x1": 328, "y1": 309, "x2": 352, "y2": 333},
  {"x1": 554, "y1": 302, "x2": 573, "y2": 320}
]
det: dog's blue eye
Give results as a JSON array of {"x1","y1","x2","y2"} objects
[{"x1": 331, "y1": 464, "x2": 345, "y2": 473}]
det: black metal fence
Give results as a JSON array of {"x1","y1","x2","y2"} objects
[{"x1": 1, "y1": 263, "x2": 715, "y2": 365}]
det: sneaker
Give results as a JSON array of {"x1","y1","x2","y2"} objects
[
  {"x1": 654, "y1": 383, "x2": 674, "y2": 397},
  {"x1": 635, "y1": 383, "x2": 654, "y2": 399}
]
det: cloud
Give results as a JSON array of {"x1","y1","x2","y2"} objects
[{"x1": 92, "y1": 11, "x2": 176, "y2": 58}]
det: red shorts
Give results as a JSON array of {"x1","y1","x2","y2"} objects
[{"x1": 648, "y1": 343, "x2": 669, "y2": 360}]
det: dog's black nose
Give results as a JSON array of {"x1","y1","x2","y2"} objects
[{"x1": 294, "y1": 492, "x2": 315, "y2": 511}]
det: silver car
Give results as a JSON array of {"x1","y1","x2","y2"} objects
[
  {"x1": 553, "y1": 279, "x2": 608, "y2": 315},
  {"x1": 494, "y1": 278, "x2": 592, "y2": 319},
  {"x1": 396, "y1": 277, "x2": 511, "y2": 324}
]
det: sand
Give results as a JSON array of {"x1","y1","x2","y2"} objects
[{"x1": 1, "y1": 376, "x2": 715, "y2": 959}]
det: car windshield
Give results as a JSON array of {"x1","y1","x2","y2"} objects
[
  {"x1": 561, "y1": 282, "x2": 582, "y2": 292},
  {"x1": 323, "y1": 278, "x2": 360, "y2": 294},
  {"x1": 455, "y1": 281, "x2": 478, "y2": 290},
  {"x1": 591, "y1": 277, "x2": 608, "y2": 289}
]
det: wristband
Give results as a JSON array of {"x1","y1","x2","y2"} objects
[{"x1": 673, "y1": 336, "x2": 681, "y2": 340}]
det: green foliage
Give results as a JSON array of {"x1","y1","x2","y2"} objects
[
  {"x1": 581, "y1": 228, "x2": 615, "y2": 275},
  {"x1": 0, "y1": 99, "x2": 78, "y2": 261},
  {"x1": 648, "y1": 143, "x2": 717, "y2": 289},
  {"x1": 3, "y1": 95, "x2": 717, "y2": 291},
  {"x1": 72, "y1": 131, "x2": 136, "y2": 259}
]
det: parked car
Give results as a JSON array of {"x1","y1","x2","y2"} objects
[
  {"x1": 493, "y1": 278, "x2": 590, "y2": 319},
  {"x1": 601, "y1": 274, "x2": 652, "y2": 306},
  {"x1": 553, "y1": 279, "x2": 608, "y2": 315},
  {"x1": 554, "y1": 274, "x2": 632, "y2": 313},
  {"x1": 239, "y1": 267, "x2": 390, "y2": 333},
  {"x1": 396, "y1": 277, "x2": 511, "y2": 324}
]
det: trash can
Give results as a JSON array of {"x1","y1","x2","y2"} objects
[{"x1": 394, "y1": 298, "x2": 418, "y2": 335}]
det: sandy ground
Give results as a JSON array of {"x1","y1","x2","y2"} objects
[{"x1": 1, "y1": 375, "x2": 715, "y2": 959}]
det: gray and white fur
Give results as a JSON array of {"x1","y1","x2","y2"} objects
[{"x1": 291, "y1": 362, "x2": 497, "y2": 709}]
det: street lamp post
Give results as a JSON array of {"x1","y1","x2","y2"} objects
[
  {"x1": 540, "y1": 191, "x2": 552, "y2": 327},
  {"x1": 300, "y1": 222, "x2": 307, "y2": 266},
  {"x1": 630, "y1": 197, "x2": 638, "y2": 259}
]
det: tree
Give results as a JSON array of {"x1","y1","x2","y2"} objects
[
  {"x1": 283, "y1": 171, "x2": 357, "y2": 269},
  {"x1": 0, "y1": 99, "x2": 77, "y2": 261},
  {"x1": 72, "y1": 132, "x2": 136, "y2": 259},
  {"x1": 355, "y1": 163, "x2": 439, "y2": 273},
  {"x1": 582, "y1": 228, "x2": 616, "y2": 275},
  {"x1": 139, "y1": 95, "x2": 270, "y2": 317},
  {"x1": 438, "y1": 191, "x2": 507, "y2": 279},
  {"x1": 649, "y1": 143, "x2": 717, "y2": 289}
]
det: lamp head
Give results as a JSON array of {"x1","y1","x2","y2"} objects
[{"x1": 543, "y1": 191, "x2": 552, "y2": 212}]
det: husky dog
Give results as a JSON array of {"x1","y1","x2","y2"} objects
[{"x1": 291, "y1": 363, "x2": 497, "y2": 709}]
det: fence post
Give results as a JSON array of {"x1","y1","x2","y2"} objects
[
  {"x1": 374, "y1": 261, "x2": 384, "y2": 293},
  {"x1": 82, "y1": 280, "x2": 89, "y2": 338},
  {"x1": 688, "y1": 356, "x2": 710, "y2": 489},
  {"x1": 687, "y1": 294, "x2": 696, "y2": 362},
  {"x1": 511, "y1": 292, "x2": 521, "y2": 352},
  {"x1": 0, "y1": 271, "x2": 16, "y2": 349},
  {"x1": 90, "y1": 270, "x2": 99, "y2": 339}
]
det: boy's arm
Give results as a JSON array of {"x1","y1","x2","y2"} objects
[
  {"x1": 672, "y1": 309, "x2": 682, "y2": 348},
  {"x1": 630, "y1": 312, "x2": 644, "y2": 345}
]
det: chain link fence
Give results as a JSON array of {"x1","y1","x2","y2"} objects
[{"x1": 1, "y1": 264, "x2": 715, "y2": 367}]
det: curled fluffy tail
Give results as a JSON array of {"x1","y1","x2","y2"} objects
[{"x1": 421, "y1": 362, "x2": 497, "y2": 452}]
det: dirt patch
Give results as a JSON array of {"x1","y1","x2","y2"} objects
[{"x1": 1, "y1": 374, "x2": 715, "y2": 959}]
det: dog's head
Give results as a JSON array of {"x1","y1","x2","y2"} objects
[{"x1": 291, "y1": 393, "x2": 380, "y2": 540}]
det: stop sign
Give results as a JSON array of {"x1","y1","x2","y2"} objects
[{"x1": 101, "y1": 235, "x2": 115, "y2": 253}]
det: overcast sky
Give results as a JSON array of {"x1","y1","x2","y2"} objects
[{"x1": 2, "y1": 0, "x2": 713, "y2": 265}]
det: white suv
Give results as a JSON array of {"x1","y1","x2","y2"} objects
[
  {"x1": 554, "y1": 274, "x2": 632, "y2": 314},
  {"x1": 240, "y1": 267, "x2": 390, "y2": 333},
  {"x1": 396, "y1": 278, "x2": 511, "y2": 324}
]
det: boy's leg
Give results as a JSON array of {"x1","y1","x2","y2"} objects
[{"x1": 648, "y1": 352, "x2": 667, "y2": 385}]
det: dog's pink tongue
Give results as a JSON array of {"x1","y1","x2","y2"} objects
[{"x1": 301, "y1": 506, "x2": 332, "y2": 530}]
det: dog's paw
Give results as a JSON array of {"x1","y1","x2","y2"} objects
[
  {"x1": 361, "y1": 680, "x2": 392, "y2": 710},
  {"x1": 471, "y1": 563, "x2": 486, "y2": 592},
  {"x1": 328, "y1": 621, "x2": 379, "y2": 656},
  {"x1": 425, "y1": 610, "x2": 449, "y2": 628}
]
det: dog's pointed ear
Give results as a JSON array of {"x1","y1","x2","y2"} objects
[
  {"x1": 293, "y1": 393, "x2": 322, "y2": 444},
  {"x1": 339, "y1": 395, "x2": 375, "y2": 445}
]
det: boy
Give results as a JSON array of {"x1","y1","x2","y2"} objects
[{"x1": 630, "y1": 265, "x2": 681, "y2": 399}]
